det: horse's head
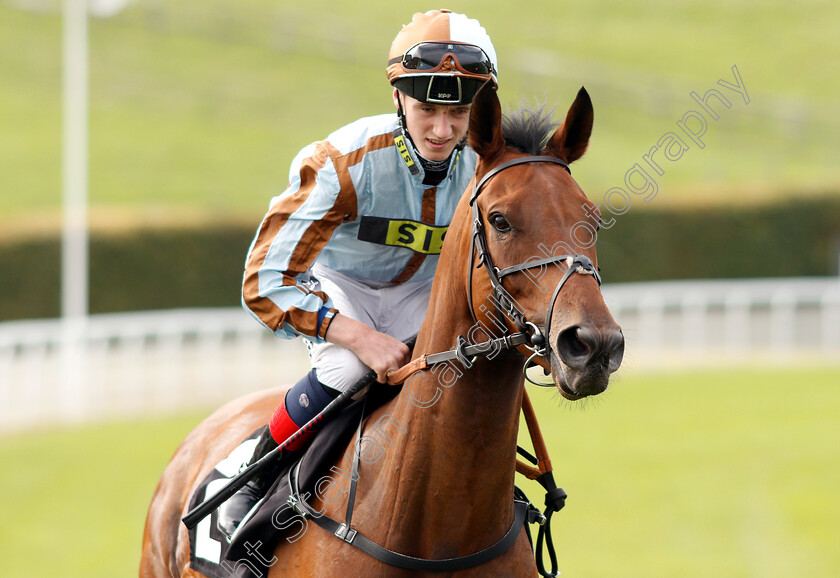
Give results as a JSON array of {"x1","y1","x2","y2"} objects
[{"x1": 466, "y1": 83, "x2": 624, "y2": 399}]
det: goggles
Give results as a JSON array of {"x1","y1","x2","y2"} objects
[{"x1": 391, "y1": 42, "x2": 495, "y2": 77}]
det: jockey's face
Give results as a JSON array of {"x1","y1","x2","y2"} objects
[{"x1": 394, "y1": 90, "x2": 472, "y2": 162}]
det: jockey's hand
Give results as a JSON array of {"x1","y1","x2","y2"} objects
[{"x1": 324, "y1": 314, "x2": 410, "y2": 383}]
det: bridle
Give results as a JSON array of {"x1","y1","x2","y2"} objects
[
  {"x1": 466, "y1": 155, "x2": 602, "y2": 382},
  {"x1": 381, "y1": 155, "x2": 604, "y2": 385}
]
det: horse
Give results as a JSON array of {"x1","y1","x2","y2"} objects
[{"x1": 140, "y1": 83, "x2": 624, "y2": 577}]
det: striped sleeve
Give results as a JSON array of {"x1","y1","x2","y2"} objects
[{"x1": 241, "y1": 140, "x2": 356, "y2": 342}]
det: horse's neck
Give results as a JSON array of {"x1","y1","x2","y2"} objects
[{"x1": 355, "y1": 289, "x2": 526, "y2": 551}]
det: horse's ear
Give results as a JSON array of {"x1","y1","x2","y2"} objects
[
  {"x1": 468, "y1": 81, "x2": 505, "y2": 160},
  {"x1": 544, "y1": 87, "x2": 593, "y2": 164}
]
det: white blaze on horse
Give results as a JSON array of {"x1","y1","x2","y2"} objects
[{"x1": 140, "y1": 83, "x2": 624, "y2": 577}]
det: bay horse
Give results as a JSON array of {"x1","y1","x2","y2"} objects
[{"x1": 140, "y1": 83, "x2": 624, "y2": 577}]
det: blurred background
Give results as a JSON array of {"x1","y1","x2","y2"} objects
[{"x1": 1, "y1": 1, "x2": 838, "y2": 576}]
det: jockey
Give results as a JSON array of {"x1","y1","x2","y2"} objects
[{"x1": 218, "y1": 9, "x2": 498, "y2": 538}]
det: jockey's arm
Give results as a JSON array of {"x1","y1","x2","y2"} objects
[{"x1": 324, "y1": 313, "x2": 410, "y2": 383}]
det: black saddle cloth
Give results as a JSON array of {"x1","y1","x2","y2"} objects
[{"x1": 187, "y1": 385, "x2": 396, "y2": 578}]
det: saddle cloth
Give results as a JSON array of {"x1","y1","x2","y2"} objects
[{"x1": 187, "y1": 389, "x2": 391, "y2": 578}]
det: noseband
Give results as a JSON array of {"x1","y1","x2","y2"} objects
[{"x1": 467, "y1": 156, "x2": 602, "y2": 377}]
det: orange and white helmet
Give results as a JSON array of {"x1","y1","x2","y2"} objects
[{"x1": 387, "y1": 10, "x2": 497, "y2": 105}]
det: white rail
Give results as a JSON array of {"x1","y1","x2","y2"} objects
[
  {"x1": 602, "y1": 277, "x2": 840, "y2": 358},
  {"x1": 0, "y1": 308, "x2": 311, "y2": 433},
  {"x1": 1, "y1": 278, "x2": 838, "y2": 433}
]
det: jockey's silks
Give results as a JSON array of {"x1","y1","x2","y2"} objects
[{"x1": 242, "y1": 113, "x2": 477, "y2": 343}]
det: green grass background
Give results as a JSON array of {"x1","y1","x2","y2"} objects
[
  {"x1": 1, "y1": 365, "x2": 838, "y2": 577},
  {"x1": 2, "y1": 0, "x2": 839, "y2": 237}
]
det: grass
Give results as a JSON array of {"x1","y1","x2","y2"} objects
[
  {"x1": 0, "y1": 410, "x2": 203, "y2": 577},
  {"x1": 520, "y1": 364, "x2": 840, "y2": 577},
  {"x1": 1, "y1": 364, "x2": 838, "y2": 577},
  {"x1": 2, "y1": 0, "x2": 839, "y2": 237}
]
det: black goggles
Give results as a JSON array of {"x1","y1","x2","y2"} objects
[{"x1": 395, "y1": 42, "x2": 494, "y2": 76}]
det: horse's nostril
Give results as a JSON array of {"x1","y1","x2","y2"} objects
[
  {"x1": 556, "y1": 326, "x2": 592, "y2": 368},
  {"x1": 556, "y1": 325, "x2": 624, "y2": 371}
]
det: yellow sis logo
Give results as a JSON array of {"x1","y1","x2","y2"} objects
[
  {"x1": 385, "y1": 220, "x2": 447, "y2": 254},
  {"x1": 394, "y1": 135, "x2": 415, "y2": 168}
]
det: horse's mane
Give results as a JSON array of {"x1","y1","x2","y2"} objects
[{"x1": 502, "y1": 102, "x2": 559, "y2": 155}]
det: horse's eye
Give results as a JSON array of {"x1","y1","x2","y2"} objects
[{"x1": 489, "y1": 213, "x2": 512, "y2": 233}]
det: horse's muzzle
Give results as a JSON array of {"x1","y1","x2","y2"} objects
[{"x1": 552, "y1": 323, "x2": 625, "y2": 398}]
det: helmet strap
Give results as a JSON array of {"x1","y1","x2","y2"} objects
[{"x1": 395, "y1": 92, "x2": 464, "y2": 185}]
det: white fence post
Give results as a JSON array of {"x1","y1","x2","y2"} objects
[
  {"x1": 637, "y1": 291, "x2": 665, "y2": 352},
  {"x1": 681, "y1": 291, "x2": 707, "y2": 353},
  {"x1": 822, "y1": 285, "x2": 840, "y2": 352},
  {"x1": 769, "y1": 287, "x2": 797, "y2": 352},
  {"x1": 724, "y1": 289, "x2": 751, "y2": 354}
]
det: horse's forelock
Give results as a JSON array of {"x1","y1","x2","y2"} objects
[{"x1": 501, "y1": 103, "x2": 559, "y2": 155}]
